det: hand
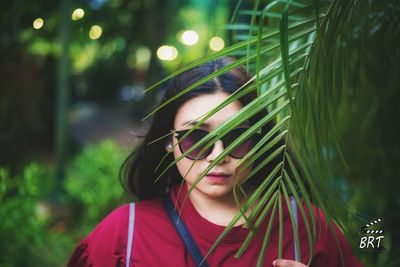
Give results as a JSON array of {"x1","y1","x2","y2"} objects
[{"x1": 273, "y1": 259, "x2": 308, "y2": 267}]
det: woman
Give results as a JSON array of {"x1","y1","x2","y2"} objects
[{"x1": 67, "y1": 57, "x2": 363, "y2": 267}]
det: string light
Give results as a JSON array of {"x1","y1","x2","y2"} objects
[
  {"x1": 157, "y1": 45, "x2": 178, "y2": 61},
  {"x1": 72, "y1": 8, "x2": 85, "y2": 20},
  {"x1": 33, "y1": 18, "x2": 44, "y2": 30},
  {"x1": 209, "y1": 37, "x2": 225, "y2": 51},
  {"x1": 89, "y1": 25, "x2": 102, "y2": 40},
  {"x1": 181, "y1": 30, "x2": 199, "y2": 46}
]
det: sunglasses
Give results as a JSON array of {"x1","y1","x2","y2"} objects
[{"x1": 173, "y1": 127, "x2": 256, "y2": 160}]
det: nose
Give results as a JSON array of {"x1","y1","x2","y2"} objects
[{"x1": 206, "y1": 140, "x2": 230, "y2": 163}]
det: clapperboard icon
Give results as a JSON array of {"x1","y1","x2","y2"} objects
[{"x1": 359, "y1": 218, "x2": 385, "y2": 250}]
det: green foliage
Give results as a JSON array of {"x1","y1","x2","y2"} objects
[
  {"x1": 64, "y1": 140, "x2": 129, "y2": 233},
  {"x1": 290, "y1": 1, "x2": 400, "y2": 265},
  {"x1": 0, "y1": 140, "x2": 131, "y2": 266},
  {"x1": 0, "y1": 164, "x2": 53, "y2": 267},
  {"x1": 148, "y1": 0, "x2": 399, "y2": 266}
]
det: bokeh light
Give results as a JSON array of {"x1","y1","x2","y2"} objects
[
  {"x1": 136, "y1": 47, "x2": 151, "y2": 69},
  {"x1": 181, "y1": 30, "x2": 199, "y2": 46},
  {"x1": 33, "y1": 18, "x2": 44, "y2": 30},
  {"x1": 156, "y1": 45, "x2": 178, "y2": 61},
  {"x1": 72, "y1": 8, "x2": 85, "y2": 20},
  {"x1": 209, "y1": 37, "x2": 225, "y2": 51},
  {"x1": 89, "y1": 25, "x2": 102, "y2": 40}
]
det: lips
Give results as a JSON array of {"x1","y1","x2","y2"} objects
[
  {"x1": 205, "y1": 172, "x2": 231, "y2": 184},
  {"x1": 206, "y1": 172, "x2": 231, "y2": 177}
]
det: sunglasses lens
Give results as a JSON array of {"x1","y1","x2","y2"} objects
[
  {"x1": 231, "y1": 139, "x2": 253, "y2": 158},
  {"x1": 223, "y1": 128, "x2": 254, "y2": 159},
  {"x1": 179, "y1": 130, "x2": 211, "y2": 159},
  {"x1": 177, "y1": 128, "x2": 255, "y2": 160}
]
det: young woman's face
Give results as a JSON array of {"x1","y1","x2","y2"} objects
[{"x1": 171, "y1": 91, "x2": 253, "y2": 199}]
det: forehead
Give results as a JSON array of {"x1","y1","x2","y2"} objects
[{"x1": 174, "y1": 91, "x2": 243, "y2": 129}]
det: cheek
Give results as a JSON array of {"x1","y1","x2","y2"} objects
[
  {"x1": 234, "y1": 159, "x2": 254, "y2": 181},
  {"x1": 173, "y1": 143, "x2": 201, "y2": 179}
]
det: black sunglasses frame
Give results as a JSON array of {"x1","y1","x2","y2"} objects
[{"x1": 173, "y1": 127, "x2": 258, "y2": 160}]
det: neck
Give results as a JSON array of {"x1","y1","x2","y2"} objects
[{"x1": 186, "y1": 184, "x2": 251, "y2": 226}]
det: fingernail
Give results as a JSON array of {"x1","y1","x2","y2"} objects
[{"x1": 272, "y1": 260, "x2": 276, "y2": 266}]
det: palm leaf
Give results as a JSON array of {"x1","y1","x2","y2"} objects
[{"x1": 143, "y1": 0, "x2": 391, "y2": 265}]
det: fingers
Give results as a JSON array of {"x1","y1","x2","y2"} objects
[{"x1": 273, "y1": 259, "x2": 308, "y2": 267}]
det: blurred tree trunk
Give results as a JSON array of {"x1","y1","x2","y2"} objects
[
  {"x1": 128, "y1": 0, "x2": 186, "y2": 116},
  {"x1": 55, "y1": 0, "x2": 71, "y2": 190}
]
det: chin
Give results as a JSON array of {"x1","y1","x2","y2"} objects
[{"x1": 200, "y1": 186, "x2": 234, "y2": 199}]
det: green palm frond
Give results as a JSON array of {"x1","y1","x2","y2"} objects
[
  {"x1": 149, "y1": 1, "x2": 326, "y2": 265},
  {"x1": 145, "y1": 0, "x2": 399, "y2": 265}
]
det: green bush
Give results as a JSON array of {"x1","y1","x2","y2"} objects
[
  {"x1": 0, "y1": 164, "x2": 53, "y2": 267},
  {"x1": 0, "y1": 139, "x2": 133, "y2": 267},
  {"x1": 64, "y1": 140, "x2": 130, "y2": 234}
]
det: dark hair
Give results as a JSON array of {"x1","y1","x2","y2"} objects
[{"x1": 120, "y1": 57, "x2": 278, "y2": 200}]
